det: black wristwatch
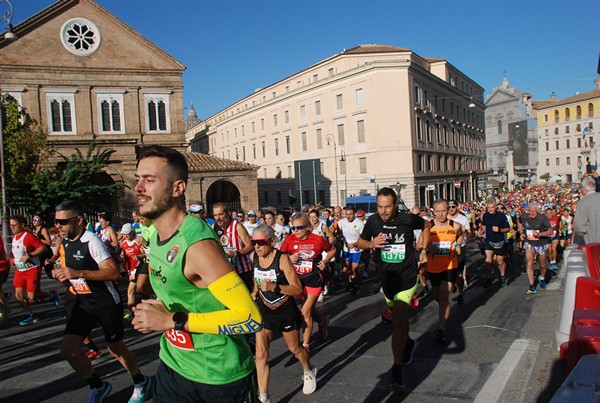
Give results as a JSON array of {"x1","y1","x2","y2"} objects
[
  {"x1": 273, "y1": 284, "x2": 281, "y2": 294},
  {"x1": 173, "y1": 312, "x2": 188, "y2": 331}
]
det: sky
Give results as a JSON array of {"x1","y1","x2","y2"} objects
[{"x1": 9, "y1": 0, "x2": 600, "y2": 119}]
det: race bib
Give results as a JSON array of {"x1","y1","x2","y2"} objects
[
  {"x1": 164, "y1": 329, "x2": 194, "y2": 350},
  {"x1": 293, "y1": 260, "x2": 314, "y2": 275},
  {"x1": 15, "y1": 261, "x2": 34, "y2": 271},
  {"x1": 254, "y1": 267, "x2": 277, "y2": 285},
  {"x1": 526, "y1": 230, "x2": 538, "y2": 241},
  {"x1": 69, "y1": 278, "x2": 92, "y2": 294},
  {"x1": 128, "y1": 268, "x2": 137, "y2": 281},
  {"x1": 433, "y1": 241, "x2": 452, "y2": 256},
  {"x1": 143, "y1": 247, "x2": 151, "y2": 260},
  {"x1": 381, "y1": 244, "x2": 406, "y2": 263}
]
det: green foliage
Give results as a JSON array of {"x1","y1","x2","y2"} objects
[
  {"x1": 539, "y1": 172, "x2": 551, "y2": 181},
  {"x1": 27, "y1": 144, "x2": 127, "y2": 215},
  {"x1": 1, "y1": 97, "x2": 52, "y2": 197}
]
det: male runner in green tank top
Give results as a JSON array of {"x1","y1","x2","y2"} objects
[{"x1": 132, "y1": 145, "x2": 262, "y2": 402}]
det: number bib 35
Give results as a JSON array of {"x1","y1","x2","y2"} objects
[{"x1": 164, "y1": 329, "x2": 194, "y2": 350}]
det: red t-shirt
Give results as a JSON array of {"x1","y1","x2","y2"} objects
[
  {"x1": 120, "y1": 238, "x2": 142, "y2": 273},
  {"x1": 280, "y1": 233, "x2": 332, "y2": 277},
  {"x1": 548, "y1": 216, "x2": 560, "y2": 238}
]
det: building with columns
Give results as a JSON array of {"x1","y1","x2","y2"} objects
[
  {"x1": 533, "y1": 78, "x2": 600, "y2": 183},
  {"x1": 187, "y1": 44, "x2": 487, "y2": 209},
  {"x1": 484, "y1": 77, "x2": 538, "y2": 187}
]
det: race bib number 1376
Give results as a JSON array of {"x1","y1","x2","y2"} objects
[{"x1": 381, "y1": 244, "x2": 406, "y2": 263}]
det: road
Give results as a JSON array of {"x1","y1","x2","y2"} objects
[{"x1": 0, "y1": 243, "x2": 566, "y2": 402}]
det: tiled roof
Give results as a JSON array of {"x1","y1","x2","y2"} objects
[
  {"x1": 532, "y1": 89, "x2": 600, "y2": 110},
  {"x1": 183, "y1": 151, "x2": 259, "y2": 173},
  {"x1": 343, "y1": 44, "x2": 410, "y2": 54},
  {"x1": 424, "y1": 57, "x2": 446, "y2": 63}
]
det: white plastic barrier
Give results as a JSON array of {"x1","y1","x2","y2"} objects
[
  {"x1": 550, "y1": 354, "x2": 600, "y2": 402},
  {"x1": 555, "y1": 250, "x2": 587, "y2": 351}
]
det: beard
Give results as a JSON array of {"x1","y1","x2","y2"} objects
[{"x1": 140, "y1": 189, "x2": 177, "y2": 220}]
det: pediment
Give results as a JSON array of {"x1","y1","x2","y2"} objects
[
  {"x1": 486, "y1": 89, "x2": 519, "y2": 106},
  {"x1": 0, "y1": 0, "x2": 184, "y2": 73}
]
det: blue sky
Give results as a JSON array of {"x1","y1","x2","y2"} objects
[{"x1": 10, "y1": 1, "x2": 600, "y2": 119}]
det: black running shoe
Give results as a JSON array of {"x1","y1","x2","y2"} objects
[
  {"x1": 401, "y1": 338, "x2": 417, "y2": 365},
  {"x1": 390, "y1": 364, "x2": 404, "y2": 390},
  {"x1": 435, "y1": 328, "x2": 446, "y2": 345},
  {"x1": 417, "y1": 285, "x2": 430, "y2": 298}
]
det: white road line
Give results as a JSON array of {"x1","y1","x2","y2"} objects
[{"x1": 474, "y1": 338, "x2": 535, "y2": 403}]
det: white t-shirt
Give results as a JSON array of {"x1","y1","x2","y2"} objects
[
  {"x1": 338, "y1": 218, "x2": 365, "y2": 253},
  {"x1": 449, "y1": 213, "x2": 470, "y2": 246}
]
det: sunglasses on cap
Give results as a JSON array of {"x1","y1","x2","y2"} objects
[
  {"x1": 247, "y1": 214, "x2": 256, "y2": 217},
  {"x1": 250, "y1": 238, "x2": 272, "y2": 246},
  {"x1": 290, "y1": 225, "x2": 307, "y2": 231}
]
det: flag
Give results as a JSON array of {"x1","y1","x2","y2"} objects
[{"x1": 583, "y1": 123, "x2": 589, "y2": 138}]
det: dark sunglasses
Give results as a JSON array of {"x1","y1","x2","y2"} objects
[
  {"x1": 251, "y1": 238, "x2": 271, "y2": 246},
  {"x1": 55, "y1": 216, "x2": 78, "y2": 225},
  {"x1": 32, "y1": 218, "x2": 41, "y2": 222},
  {"x1": 448, "y1": 205, "x2": 457, "y2": 208},
  {"x1": 236, "y1": 215, "x2": 244, "y2": 219},
  {"x1": 290, "y1": 225, "x2": 307, "y2": 231}
]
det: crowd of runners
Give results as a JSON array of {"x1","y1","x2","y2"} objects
[{"x1": 0, "y1": 144, "x2": 597, "y2": 402}]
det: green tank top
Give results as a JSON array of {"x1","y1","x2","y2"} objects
[{"x1": 149, "y1": 215, "x2": 254, "y2": 385}]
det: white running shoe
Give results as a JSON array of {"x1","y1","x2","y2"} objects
[
  {"x1": 317, "y1": 292, "x2": 325, "y2": 303},
  {"x1": 302, "y1": 366, "x2": 318, "y2": 394}
]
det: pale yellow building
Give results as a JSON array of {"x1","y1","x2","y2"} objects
[
  {"x1": 533, "y1": 78, "x2": 600, "y2": 183},
  {"x1": 187, "y1": 44, "x2": 487, "y2": 209}
]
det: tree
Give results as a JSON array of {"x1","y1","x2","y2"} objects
[
  {"x1": 28, "y1": 144, "x2": 128, "y2": 215},
  {"x1": 539, "y1": 172, "x2": 551, "y2": 181},
  {"x1": 1, "y1": 96, "x2": 52, "y2": 203}
]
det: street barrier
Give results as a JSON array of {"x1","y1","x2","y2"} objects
[
  {"x1": 550, "y1": 354, "x2": 600, "y2": 402},
  {"x1": 578, "y1": 243, "x2": 600, "y2": 280},
  {"x1": 555, "y1": 249, "x2": 588, "y2": 350},
  {"x1": 561, "y1": 277, "x2": 600, "y2": 376}
]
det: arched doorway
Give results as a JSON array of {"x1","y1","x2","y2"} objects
[{"x1": 206, "y1": 180, "x2": 241, "y2": 215}]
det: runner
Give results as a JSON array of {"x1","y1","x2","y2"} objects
[
  {"x1": 131, "y1": 145, "x2": 261, "y2": 402},
  {"x1": 263, "y1": 211, "x2": 288, "y2": 249},
  {"x1": 480, "y1": 199, "x2": 510, "y2": 288},
  {"x1": 545, "y1": 207, "x2": 560, "y2": 271},
  {"x1": 52, "y1": 200, "x2": 151, "y2": 403},
  {"x1": 9, "y1": 215, "x2": 49, "y2": 325},
  {"x1": 119, "y1": 223, "x2": 145, "y2": 319},
  {"x1": 559, "y1": 208, "x2": 573, "y2": 250},
  {"x1": 308, "y1": 209, "x2": 335, "y2": 302},
  {"x1": 251, "y1": 224, "x2": 317, "y2": 402},
  {"x1": 518, "y1": 203, "x2": 553, "y2": 294},
  {"x1": 426, "y1": 199, "x2": 463, "y2": 344},
  {"x1": 337, "y1": 206, "x2": 365, "y2": 295},
  {"x1": 279, "y1": 213, "x2": 335, "y2": 352},
  {"x1": 357, "y1": 187, "x2": 429, "y2": 390},
  {"x1": 447, "y1": 200, "x2": 470, "y2": 303}
]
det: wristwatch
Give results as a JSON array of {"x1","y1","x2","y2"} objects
[
  {"x1": 418, "y1": 248, "x2": 427, "y2": 253},
  {"x1": 172, "y1": 312, "x2": 188, "y2": 331}
]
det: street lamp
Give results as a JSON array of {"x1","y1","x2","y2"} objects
[
  {"x1": 340, "y1": 146, "x2": 348, "y2": 198},
  {"x1": 326, "y1": 134, "x2": 339, "y2": 206},
  {"x1": 1, "y1": 0, "x2": 17, "y2": 247}
]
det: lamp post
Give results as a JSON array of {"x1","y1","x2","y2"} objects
[
  {"x1": 326, "y1": 134, "x2": 339, "y2": 206},
  {"x1": 1, "y1": 0, "x2": 17, "y2": 246},
  {"x1": 340, "y1": 146, "x2": 347, "y2": 198}
]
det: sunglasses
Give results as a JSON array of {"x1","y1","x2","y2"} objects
[
  {"x1": 32, "y1": 218, "x2": 41, "y2": 222},
  {"x1": 251, "y1": 238, "x2": 271, "y2": 246},
  {"x1": 236, "y1": 215, "x2": 244, "y2": 219},
  {"x1": 290, "y1": 225, "x2": 307, "y2": 231},
  {"x1": 55, "y1": 216, "x2": 78, "y2": 225},
  {"x1": 448, "y1": 205, "x2": 457, "y2": 208}
]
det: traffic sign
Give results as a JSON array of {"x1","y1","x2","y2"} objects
[
  {"x1": 426, "y1": 184, "x2": 435, "y2": 191},
  {"x1": 455, "y1": 181, "x2": 461, "y2": 188}
]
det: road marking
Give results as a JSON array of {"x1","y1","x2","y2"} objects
[{"x1": 474, "y1": 338, "x2": 535, "y2": 403}]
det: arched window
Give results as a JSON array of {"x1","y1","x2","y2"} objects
[
  {"x1": 565, "y1": 107, "x2": 570, "y2": 121},
  {"x1": 576, "y1": 105, "x2": 582, "y2": 119},
  {"x1": 554, "y1": 110, "x2": 559, "y2": 123},
  {"x1": 497, "y1": 120, "x2": 502, "y2": 134},
  {"x1": 589, "y1": 103, "x2": 594, "y2": 118}
]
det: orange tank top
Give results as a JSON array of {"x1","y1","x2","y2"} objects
[{"x1": 427, "y1": 220, "x2": 458, "y2": 273}]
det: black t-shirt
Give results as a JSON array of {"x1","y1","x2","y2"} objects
[
  {"x1": 519, "y1": 213, "x2": 551, "y2": 246},
  {"x1": 482, "y1": 212, "x2": 509, "y2": 243},
  {"x1": 360, "y1": 212, "x2": 425, "y2": 277}
]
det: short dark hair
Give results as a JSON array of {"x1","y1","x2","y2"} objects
[
  {"x1": 137, "y1": 145, "x2": 188, "y2": 184},
  {"x1": 55, "y1": 200, "x2": 85, "y2": 217},
  {"x1": 9, "y1": 214, "x2": 26, "y2": 224},
  {"x1": 377, "y1": 187, "x2": 397, "y2": 203},
  {"x1": 344, "y1": 206, "x2": 355, "y2": 213}
]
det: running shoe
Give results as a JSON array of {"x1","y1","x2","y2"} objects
[
  {"x1": 258, "y1": 393, "x2": 271, "y2": 403},
  {"x1": 19, "y1": 313, "x2": 39, "y2": 326},
  {"x1": 322, "y1": 284, "x2": 330, "y2": 296},
  {"x1": 302, "y1": 366, "x2": 318, "y2": 394},
  {"x1": 390, "y1": 364, "x2": 404, "y2": 390},
  {"x1": 86, "y1": 381, "x2": 112, "y2": 403},
  {"x1": 417, "y1": 285, "x2": 430, "y2": 298},
  {"x1": 128, "y1": 375, "x2": 153, "y2": 403},
  {"x1": 350, "y1": 285, "x2": 360, "y2": 296},
  {"x1": 527, "y1": 286, "x2": 538, "y2": 295},
  {"x1": 452, "y1": 293, "x2": 464, "y2": 304},
  {"x1": 0, "y1": 303, "x2": 9, "y2": 322},
  {"x1": 500, "y1": 276, "x2": 508, "y2": 288},
  {"x1": 550, "y1": 262, "x2": 559, "y2": 271},
  {"x1": 483, "y1": 278, "x2": 494, "y2": 288},
  {"x1": 317, "y1": 292, "x2": 325, "y2": 303},
  {"x1": 435, "y1": 328, "x2": 447, "y2": 345},
  {"x1": 86, "y1": 349, "x2": 102, "y2": 360},
  {"x1": 123, "y1": 309, "x2": 133, "y2": 320},
  {"x1": 319, "y1": 316, "x2": 330, "y2": 341},
  {"x1": 401, "y1": 338, "x2": 417, "y2": 365},
  {"x1": 538, "y1": 275, "x2": 547, "y2": 290},
  {"x1": 381, "y1": 310, "x2": 392, "y2": 322},
  {"x1": 49, "y1": 290, "x2": 61, "y2": 308}
]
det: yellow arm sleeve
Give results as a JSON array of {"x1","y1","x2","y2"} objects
[{"x1": 188, "y1": 271, "x2": 263, "y2": 335}]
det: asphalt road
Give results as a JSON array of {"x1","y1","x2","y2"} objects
[{"x1": 0, "y1": 243, "x2": 566, "y2": 402}]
